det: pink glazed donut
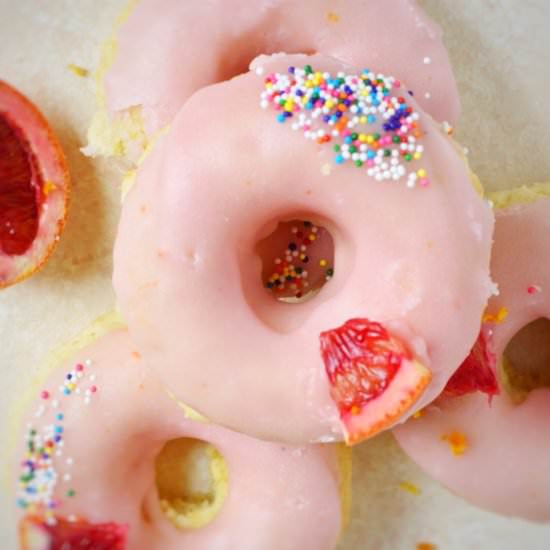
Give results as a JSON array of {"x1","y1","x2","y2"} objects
[
  {"x1": 104, "y1": 0, "x2": 460, "y2": 140},
  {"x1": 113, "y1": 53, "x2": 494, "y2": 445},
  {"x1": 14, "y1": 322, "x2": 346, "y2": 549},
  {"x1": 394, "y1": 186, "x2": 550, "y2": 522}
]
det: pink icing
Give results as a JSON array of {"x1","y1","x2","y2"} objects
[
  {"x1": 112, "y1": 54, "x2": 494, "y2": 444},
  {"x1": 394, "y1": 197, "x2": 550, "y2": 522},
  {"x1": 105, "y1": 0, "x2": 460, "y2": 135},
  {"x1": 14, "y1": 329, "x2": 342, "y2": 549}
]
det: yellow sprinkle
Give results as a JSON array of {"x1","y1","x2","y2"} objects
[
  {"x1": 412, "y1": 409, "x2": 424, "y2": 419},
  {"x1": 413, "y1": 152, "x2": 422, "y2": 160},
  {"x1": 441, "y1": 431, "x2": 468, "y2": 456},
  {"x1": 417, "y1": 169, "x2": 427, "y2": 178},
  {"x1": 327, "y1": 11, "x2": 340, "y2": 23},
  {"x1": 366, "y1": 135, "x2": 374, "y2": 144},
  {"x1": 67, "y1": 64, "x2": 89, "y2": 78},
  {"x1": 308, "y1": 234, "x2": 316, "y2": 241},
  {"x1": 359, "y1": 133, "x2": 367, "y2": 141},
  {"x1": 399, "y1": 481, "x2": 422, "y2": 495},
  {"x1": 482, "y1": 306, "x2": 508, "y2": 324},
  {"x1": 319, "y1": 259, "x2": 327, "y2": 267},
  {"x1": 42, "y1": 181, "x2": 57, "y2": 195}
]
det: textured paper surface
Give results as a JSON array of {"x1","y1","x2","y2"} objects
[{"x1": 1, "y1": 1, "x2": 549, "y2": 548}]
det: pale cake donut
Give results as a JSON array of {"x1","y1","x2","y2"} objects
[
  {"x1": 91, "y1": 0, "x2": 459, "y2": 157},
  {"x1": 113, "y1": 53, "x2": 494, "y2": 445},
  {"x1": 14, "y1": 315, "x2": 347, "y2": 549},
  {"x1": 394, "y1": 184, "x2": 550, "y2": 522}
]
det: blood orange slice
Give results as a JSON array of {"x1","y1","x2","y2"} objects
[
  {"x1": 0, "y1": 81, "x2": 69, "y2": 288},
  {"x1": 443, "y1": 328, "x2": 499, "y2": 398},
  {"x1": 320, "y1": 318, "x2": 431, "y2": 445},
  {"x1": 19, "y1": 515, "x2": 127, "y2": 550}
]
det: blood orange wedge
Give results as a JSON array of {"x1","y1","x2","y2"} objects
[
  {"x1": 320, "y1": 318, "x2": 431, "y2": 445},
  {"x1": 0, "y1": 81, "x2": 69, "y2": 288},
  {"x1": 19, "y1": 515, "x2": 127, "y2": 550},
  {"x1": 443, "y1": 328, "x2": 499, "y2": 399}
]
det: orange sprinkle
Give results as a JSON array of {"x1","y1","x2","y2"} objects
[
  {"x1": 131, "y1": 351, "x2": 141, "y2": 359},
  {"x1": 417, "y1": 543, "x2": 437, "y2": 550},
  {"x1": 441, "y1": 431, "x2": 468, "y2": 456},
  {"x1": 412, "y1": 409, "x2": 424, "y2": 419},
  {"x1": 482, "y1": 306, "x2": 508, "y2": 324},
  {"x1": 326, "y1": 11, "x2": 340, "y2": 23},
  {"x1": 399, "y1": 481, "x2": 421, "y2": 495}
]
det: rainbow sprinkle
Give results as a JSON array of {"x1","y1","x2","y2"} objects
[
  {"x1": 16, "y1": 359, "x2": 98, "y2": 525},
  {"x1": 260, "y1": 65, "x2": 429, "y2": 188},
  {"x1": 265, "y1": 221, "x2": 334, "y2": 299}
]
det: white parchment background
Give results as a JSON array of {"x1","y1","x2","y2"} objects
[{"x1": 1, "y1": 1, "x2": 549, "y2": 548}]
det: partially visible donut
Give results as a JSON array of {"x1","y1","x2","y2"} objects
[
  {"x1": 113, "y1": 53, "x2": 494, "y2": 445},
  {"x1": 13, "y1": 314, "x2": 348, "y2": 549},
  {"x1": 394, "y1": 184, "x2": 550, "y2": 522},
  {"x1": 89, "y1": 0, "x2": 460, "y2": 157}
]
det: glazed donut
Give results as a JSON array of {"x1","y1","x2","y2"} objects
[
  {"x1": 113, "y1": 53, "x2": 494, "y2": 445},
  {"x1": 89, "y1": 0, "x2": 460, "y2": 157},
  {"x1": 13, "y1": 315, "x2": 347, "y2": 549},
  {"x1": 394, "y1": 184, "x2": 550, "y2": 522}
]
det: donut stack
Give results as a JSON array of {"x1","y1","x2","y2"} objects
[{"x1": 11, "y1": 1, "x2": 550, "y2": 548}]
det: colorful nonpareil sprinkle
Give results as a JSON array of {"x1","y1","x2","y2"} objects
[
  {"x1": 264, "y1": 221, "x2": 334, "y2": 299},
  {"x1": 527, "y1": 285, "x2": 542, "y2": 295},
  {"x1": 16, "y1": 359, "x2": 98, "y2": 525},
  {"x1": 260, "y1": 65, "x2": 429, "y2": 188},
  {"x1": 399, "y1": 480, "x2": 422, "y2": 495}
]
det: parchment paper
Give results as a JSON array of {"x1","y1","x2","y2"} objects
[{"x1": 1, "y1": 1, "x2": 549, "y2": 548}]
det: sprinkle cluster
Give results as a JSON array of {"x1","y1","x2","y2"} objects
[
  {"x1": 265, "y1": 221, "x2": 334, "y2": 299},
  {"x1": 260, "y1": 65, "x2": 429, "y2": 188},
  {"x1": 16, "y1": 359, "x2": 98, "y2": 524}
]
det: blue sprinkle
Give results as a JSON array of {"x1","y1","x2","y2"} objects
[
  {"x1": 367, "y1": 150, "x2": 376, "y2": 159},
  {"x1": 367, "y1": 115, "x2": 376, "y2": 124},
  {"x1": 63, "y1": 388, "x2": 71, "y2": 395},
  {"x1": 55, "y1": 426, "x2": 63, "y2": 434},
  {"x1": 56, "y1": 413, "x2": 64, "y2": 421},
  {"x1": 335, "y1": 155, "x2": 344, "y2": 165},
  {"x1": 16, "y1": 499, "x2": 27, "y2": 509},
  {"x1": 305, "y1": 102, "x2": 313, "y2": 110},
  {"x1": 276, "y1": 114, "x2": 286, "y2": 123},
  {"x1": 344, "y1": 136, "x2": 352, "y2": 144}
]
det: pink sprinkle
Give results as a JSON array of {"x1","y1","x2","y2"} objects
[
  {"x1": 419, "y1": 178, "x2": 430, "y2": 187},
  {"x1": 40, "y1": 390, "x2": 50, "y2": 400},
  {"x1": 394, "y1": 80, "x2": 401, "y2": 88},
  {"x1": 367, "y1": 160, "x2": 375, "y2": 167},
  {"x1": 90, "y1": 386, "x2": 97, "y2": 393},
  {"x1": 75, "y1": 364, "x2": 84, "y2": 372},
  {"x1": 527, "y1": 285, "x2": 541, "y2": 294}
]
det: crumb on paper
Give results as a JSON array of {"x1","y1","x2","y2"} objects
[
  {"x1": 441, "y1": 431, "x2": 468, "y2": 456},
  {"x1": 327, "y1": 11, "x2": 340, "y2": 23},
  {"x1": 67, "y1": 64, "x2": 89, "y2": 78},
  {"x1": 399, "y1": 480, "x2": 421, "y2": 495}
]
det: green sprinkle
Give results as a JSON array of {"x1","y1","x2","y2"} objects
[
  {"x1": 304, "y1": 65, "x2": 313, "y2": 74},
  {"x1": 355, "y1": 160, "x2": 363, "y2": 167},
  {"x1": 67, "y1": 489, "x2": 76, "y2": 498}
]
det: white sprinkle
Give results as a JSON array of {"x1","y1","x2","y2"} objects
[
  {"x1": 321, "y1": 163, "x2": 332, "y2": 176},
  {"x1": 255, "y1": 66, "x2": 264, "y2": 76},
  {"x1": 423, "y1": 56, "x2": 431, "y2": 64},
  {"x1": 424, "y1": 92, "x2": 431, "y2": 99}
]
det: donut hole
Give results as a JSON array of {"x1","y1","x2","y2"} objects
[
  {"x1": 256, "y1": 219, "x2": 335, "y2": 303},
  {"x1": 155, "y1": 438, "x2": 228, "y2": 530},
  {"x1": 501, "y1": 317, "x2": 550, "y2": 403}
]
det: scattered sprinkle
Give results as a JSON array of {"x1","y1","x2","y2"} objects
[
  {"x1": 424, "y1": 92, "x2": 431, "y2": 99},
  {"x1": 260, "y1": 65, "x2": 430, "y2": 188},
  {"x1": 417, "y1": 543, "x2": 437, "y2": 550},
  {"x1": 527, "y1": 285, "x2": 542, "y2": 295},
  {"x1": 412, "y1": 409, "x2": 424, "y2": 419},
  {"x1": 327, "y1": 11, "x2": 340, "y2": 23},
  {"x1": 441, "y1": 431, "x2": 468, "y2": 456},
  {"x1": 16, "y1": 359, "x2": 98, "y2": 523},
  {"x1": 399, "y1": 480, "x2": 422, "y2": 495},
  {"x1": 441, "y1": 121, "x2": 454, "y2": 135},
  {"x1": 67, "y1": 64, "x2": 89, "y2": 78},
  {"x1": 265, "y1": 221, "x2": 334, "y2": 299},
  {"x1": 423, "y1": 57, "x2": 432, "y2": 65},
  {"x1": 482, "y1": 306, "x2": 508, "y2": 324}
]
